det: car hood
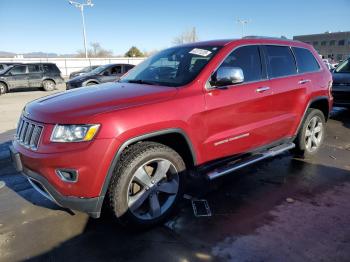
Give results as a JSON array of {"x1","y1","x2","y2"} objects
[
  {"x1": 68, "y1": 73, "x2": 94, "y2": 82},
  {"x1": 24, "y1": 82, "x2": 178, "y2": 124}
]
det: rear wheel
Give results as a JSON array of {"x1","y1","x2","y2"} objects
[
  {"x1": 0, "y1": 82, "x2": 8, "y2": 95},
  {"x1": 42, "y1": 80, "x2": 56, "y2": 91},
  {"x1": 294, "y1": 108, "x2": 325, "y2": 158},
  {"x1": 108, "y1": 142, "x2": 185, "y2": 228}
]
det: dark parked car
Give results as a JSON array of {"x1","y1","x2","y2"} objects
[
  {"x1": 69, "y1": 65, "x2": 100, "y2": 79},
  {"x1": 0, "y1": 62, "x2": 22, "y2": 71},
  {"x1": 0, "y1": 63, "x2": 64, "y2": 95},
  {"x1": 66, "y1": 63, "x2": 134, "y2": 90},
  {"x1": 332, "y1": 58, "x2": 350, "y2": 108}
]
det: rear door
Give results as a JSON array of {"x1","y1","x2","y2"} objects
[
  {"x1": 27, "y1": 64, "x2": 44, "y2": 87},
  {"x1": 203, "y1": 45, "x2": 278, "y2": 161},
  {"x1": 6, "y1": 65, "x2": 28, "y2": 88},
  {"x1": 262, "y1": 45, "x2": 308, "y2": 139}
]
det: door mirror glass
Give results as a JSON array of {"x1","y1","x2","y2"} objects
[{"x1": 212, "y1": 67, "x2": 244, "y2": 87}]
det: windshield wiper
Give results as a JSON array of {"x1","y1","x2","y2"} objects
[{"x1": 126, "y1": 79, "x2": 157, "y2": 85}]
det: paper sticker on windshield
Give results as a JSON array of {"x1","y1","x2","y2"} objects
[{"x1": 189, "y1": 48, "x2": 212, "y2": 57}]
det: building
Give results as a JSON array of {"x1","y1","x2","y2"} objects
[{"x1": 293, "y1": 31, "x2": 350, "y2": 62}]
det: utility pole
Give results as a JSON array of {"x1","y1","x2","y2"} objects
[
  {"x1": 69, "y1": 0, "x2": 94, "y2": 58},
  {"x1": 236, "y1": 18, "x2": 251, "y2": 38}
]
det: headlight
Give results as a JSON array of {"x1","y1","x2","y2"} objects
[{"x1": 51, "y1": 124, "x2": 100, "y2": 142}]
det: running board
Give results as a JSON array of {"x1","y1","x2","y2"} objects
[{"x1": 206, "y1": 142, "x2": 295, "y2": 180}]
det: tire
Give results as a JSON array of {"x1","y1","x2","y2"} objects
[
  {"x1": 108, "y1": 141, "x2": 185, "y2": 228},
  {"x1": 0, "y1": 82, "x2": 8, "y2": 95},
  {"x1": 42, "y1": 80, "x2": 56, "y2": 91},
  {"x1": 86, "y1": 82, "x2": 97, "y2": 86},
  {"x1": 294, "y1": 108, "x2": 326, "y2": 158}
]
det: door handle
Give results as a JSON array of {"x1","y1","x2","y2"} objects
[
  {"x1": 256, "y1": 86, "x2": 270, "y2": 93},
  {"x1": 298, "y1": 79, "x2": 311, "y2": 84}
]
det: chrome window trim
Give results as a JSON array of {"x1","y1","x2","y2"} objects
[{"x1": 205, "y1": 43, "x2": 324, "y2": 90}]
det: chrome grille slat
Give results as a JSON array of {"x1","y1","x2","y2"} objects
[
  {"x1": 15, "y1": 117, "x2": 43, "y2": 150},
  {"x1": 20, "y1": 122, "x2": 29, "y2": 142}
]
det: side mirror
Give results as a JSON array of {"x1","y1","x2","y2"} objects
[
  {"x1": 212, "y1": 67, "x2": 244, "y2": 87},
  {"x1": 102, "y1": 71, "x2": 110, "y2": 76},
  {"x1": 6, "y1": 71, "x2": 12, "y2": 76}
]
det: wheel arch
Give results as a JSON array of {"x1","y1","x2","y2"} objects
[
  {"x1": 0, "y1": 81, "x2": 9, "y2": 91},
  {"x1": 295, "y1": 96, "x2": 330, "y2": 136},
  {"x1": 99, "y1": 128, "x2": 196, "y2": 198},
  {"x1": 84, "y1": 79, "x2": 99, "y2": 86},
  {"x1": 308, "y1": 96, "x2": 330, "y2": 121},
  {"x1": 42, "y1": 78, "x2": 56, "y2": 85}
]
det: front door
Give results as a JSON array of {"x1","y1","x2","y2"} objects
[
  {"x1": 6, "y1": 65, "x2": 28, "y2": 88},
  {"x1": 203, "y1": 45, "x2": 277, "y2": 161}
]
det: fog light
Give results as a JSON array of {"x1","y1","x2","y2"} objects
[{"x1": 55, "y1": 169, "x2": 78, "y2": 183}]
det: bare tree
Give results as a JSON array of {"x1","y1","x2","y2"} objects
[
  {"x1": 172, "y1": 27, "x2": 199, "y2": 45},
  {"x1": 76, "y1": 42, "x2": 113, "y2": 58}
]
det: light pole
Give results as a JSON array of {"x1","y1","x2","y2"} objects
[
  {"x1": 236, "y1": 18, "x2": 251, "y2": 38},
  {"x1": 69, "y1": 0, "x2": 94, "y2": 58}
]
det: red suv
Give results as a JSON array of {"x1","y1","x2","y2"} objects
[{"x1": 10, "y1": 37, "x2": 333, "y2": 227}]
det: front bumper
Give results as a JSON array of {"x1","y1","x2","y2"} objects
[{"x1": 9, "y1": 145, "x2": 103, "y2": 218}]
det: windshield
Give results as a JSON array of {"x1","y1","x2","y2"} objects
[
  {"x1": 81, "y1": 66, "x2": 94, "y2": 72},
  {"x1": 335, "y1": 59, "x2": 350, "y2": 73},
  {"x1": 89, "y1": 64, "x2": 110, "y2": 75},
  {"x1": 120, "y1": 45, "x2": 222, "y2": 87}
]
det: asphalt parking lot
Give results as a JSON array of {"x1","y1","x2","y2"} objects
[{"x1": 0, "y1": 87, "x2": 350, "y2": 262}]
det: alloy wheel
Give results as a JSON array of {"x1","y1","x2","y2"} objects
[
  {"x1": 127, "y1": 158, "x2": 179, "y2": 220},
  {"x1": 305, "y1": 115, "x2": 323, "y2": 152}
]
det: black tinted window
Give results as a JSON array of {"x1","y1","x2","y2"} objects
[
  {"x1": 292, "y1": 47, "x2": 320, "y2": 73},
  {"x1": 265, "y1": 46, "x2": 297, "y2": 78},
  {"x1": 10, "y1": 65, "x2": 27, "y2": 75},
  {"x1": 220, "y1": 45, "x2": 262, "y2": 82},
  {"x1": 43, "y1": 64, "x2": 60, "y2": 73},
  {"x1": 28, "y1": 64, "x2": 42, "y2": 73},
  {"x1": 110, "y1": 66, "x2": 122, "y2": 75}
]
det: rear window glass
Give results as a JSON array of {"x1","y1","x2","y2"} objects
[
  {"x1": 265, "y1": 45, "x2": 297, "y2": 78},
  {"x1": 28, "y1": 64, "x2": 42, "y2": 73},
  {"x1": 292, "y1": 47, "x2": 320, "y2": 73},
  {"x1": 43, "y1": 64, "x2": 60, "y2": 73}
]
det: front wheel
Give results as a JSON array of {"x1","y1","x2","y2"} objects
[
  {"x1": 294, "y1": 108, "x2": 326, "y2": 158},
  {"x1": 108, "y1": 142, "x2": 185, "y2": 228}
]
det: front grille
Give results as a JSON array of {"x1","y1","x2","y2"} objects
[{"x1": 15, "y1": 117, "x2": 43, "y2": 150}]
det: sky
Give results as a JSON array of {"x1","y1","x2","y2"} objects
[{"x1": 0, "y1": 0, "x2": 349, "y2": 55}]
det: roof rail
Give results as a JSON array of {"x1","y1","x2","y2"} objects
[{"x1": 242, "y1": 36, "x2": 291, "y2": 41}]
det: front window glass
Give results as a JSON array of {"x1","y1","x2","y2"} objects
[
  {"x1": 120, "y1": 46, "x2": 222, "y2": 87},
  {"x1": 335, "y1": 59, "x2": 350, "y2": 73},
  {"x1": 218, "y1": 45, "x2": 263, "y2": 82},
  {"x1": 9, "y1": 65, "x2": 27, "y2": 75}
]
